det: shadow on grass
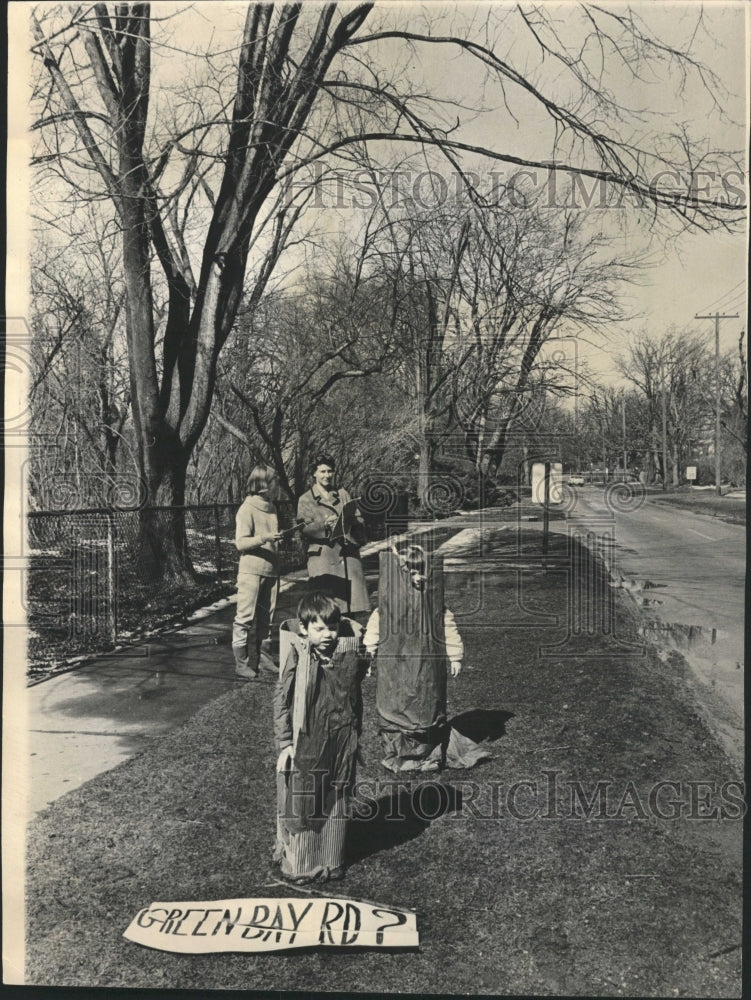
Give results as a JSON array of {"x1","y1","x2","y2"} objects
[
  {"x1": 347, "y1": 782, "x2": 463, "y2": 863},
  {"x1": 450, "y1": 708, "x2": 513, "y2": 743}
]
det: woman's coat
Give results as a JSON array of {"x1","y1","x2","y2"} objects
[{"x1": 296, "y1": 486, "x2": 370, "y2": 613}]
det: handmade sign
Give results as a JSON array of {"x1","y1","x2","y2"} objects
[{"x1": 124, "y1": 897, "x2": 418, "y2": 953}]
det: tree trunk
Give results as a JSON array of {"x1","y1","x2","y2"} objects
[
  {"x1": 418, "y1": 425, "x2": 437, "y2": 511},
  {"x1": 522, "y1": 441, "x2": 531, "y2": 486},
  {"x1": 480, "y1": 417, "x2": 512, "y2": 481},
  {"x1": 653, "y1": 447, "x2": 662, "y2": 482},
  {"x1": 136, "y1": 435, "x2": 195, "y2": 583},
  {"x1": 292, "y1": 426, "x2": 309, "y2": 499},
  {"x1": 416, "y1": 312, "x2": 439, "y2": 510}
]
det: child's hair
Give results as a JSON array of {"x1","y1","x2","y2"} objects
[
  {"x1": 297, "y1": 591, "x2": 342, "y2": 627},
  {"x1": 390, "y1": 543, "x2": 426, "y2": 586},
  {"x1": 248, "y1": 464, "x2": 277, "y2": 495},
  {"x1": 401, "y1": 545, "x2": 426, "y2": 574},
  {"x1": 309, "y1": 454, "x2": 336, "y2": 475}
]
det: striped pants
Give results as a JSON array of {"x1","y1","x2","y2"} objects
[{"x1": 274, "y1": 771, "x2": 349, "y2": 883}]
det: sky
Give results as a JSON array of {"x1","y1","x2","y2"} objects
[
  {"x1": 12, "y1": 1, "x2": 750, "y2": 388},
  {"x1": 352, "y1": 2, "x2": 749, "y2": 381}
]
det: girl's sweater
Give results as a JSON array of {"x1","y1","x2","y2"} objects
[{"x1": 235, "y1": 494, "x2": 279, "y2": 577}]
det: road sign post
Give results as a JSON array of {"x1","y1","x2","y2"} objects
[{"x1": 532, "y1": 461, "x2": 562, "y2": 568}]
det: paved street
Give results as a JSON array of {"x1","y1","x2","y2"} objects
[
  {"x1": 568, "y1": 488, "x2": 744, "y2": 634},
  {"x1": 563, "y1": 485, "x2": 744, "y2": 761}
]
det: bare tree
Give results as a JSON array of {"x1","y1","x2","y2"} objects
[
  {"x1": 30, "y1": 3, "x2": 745, "y2": 571},
  {"x1": 617, "y1": 329, "x2": 718, "y2": 485},
  {"x1": 372, "y1": 210, "x2": 471, "y2": 487},
  {"x1": 449, "y1": 198, "x2": 636, "y2": 477},
  {"x1": 362, "y1": 189, "x2": 634, "y2": 484},
  {"x1": 214, "y1": 243, "x2": 402, "y2": 500},
  {"x1": 30, "y1": 226, "x2": 133, "y2": 507},
  {"x1": 725, "y1": 330, "x2": 748, "y2": 444}
]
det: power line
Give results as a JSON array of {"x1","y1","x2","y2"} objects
[
  {"x1": 697, "y1": 279, "x2": 746, "y2": 315},
  {"x1": 701, "y1": 279, "x2": 746, "y2": 313},
  {"x1": 718, "y1": 292, "x2": 746, "y2": 314}
]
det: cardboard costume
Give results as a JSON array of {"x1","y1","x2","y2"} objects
[
  {"x1": 374, "y1": 549, "x2": 449, "y2": 770},
  {"x1": 273, "y1": 617, "x2": 367, "y2": 883}
]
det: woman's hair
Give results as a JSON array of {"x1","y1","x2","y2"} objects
[
  {"x1": 309, "y1": 454, "x2": 336, "y2": 476},
  {"x1": 247, "y1": 464, "x2": 277, "y2": 495},
  {"x1": 297, "y1": 591, "x2": 341, "y2": 627}
]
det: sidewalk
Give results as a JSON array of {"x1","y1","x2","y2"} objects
[
  {"x1": 19, "y1": 517, "x2": 743, "y2": 995},
  {"x1": 27, "y1": 607, "x2": 257, "y2": 817},
  {"x1": 23, "y1": 523, "x2": 454, "y2": 817}
]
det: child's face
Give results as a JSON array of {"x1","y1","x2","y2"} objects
[
  {"x1": 301, "y1": 614, "x2": 340, "y2": 652},
  {"x1": 261, "y1": 476, "x2": 279, "y2": 500}
]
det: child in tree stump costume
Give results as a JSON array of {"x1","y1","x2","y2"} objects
[{"x1": 364, "y1": 545, "x2": 463, "y2": 773}]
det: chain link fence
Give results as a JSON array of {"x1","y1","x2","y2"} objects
[
  {"x1": 26, "y1": 501, "x2": 308, "y2": 674},
  {"x1": 25, "y1": 480, "x2": 515, "y2": 675}
]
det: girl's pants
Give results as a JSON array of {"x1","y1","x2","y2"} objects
[{"x1": 232, "y1": 574, "x2": 278, "y2": 674}]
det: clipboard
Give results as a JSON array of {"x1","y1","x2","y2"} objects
[
  {"x1": 329, "y1": 497, "x2": 362, "y2": 543},
  {"x1": 278, "y1": 519, "x2": 309, "y2": 539}
]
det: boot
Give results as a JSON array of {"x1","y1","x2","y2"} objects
[
  {"x1": 233, "y1": 643, "x2": 258, "y2": 680},
  {"x1": 258, "y1": 636, "x2": 277, "y2": 676},
  {"x1": 232, "y1": 621, "x2": 259, "y2": 679}
]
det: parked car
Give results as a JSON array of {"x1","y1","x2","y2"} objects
[{"x1": 567, "y1": 474, "x2": 585, "y2": 486}]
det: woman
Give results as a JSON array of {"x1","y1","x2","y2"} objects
[{"x1": 296, "y1": 455, "x2": 370, "y2": 618}]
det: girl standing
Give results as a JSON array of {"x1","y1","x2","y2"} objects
[{"x1": 232, "y1": 465, "x2": 283, "y2": 679}]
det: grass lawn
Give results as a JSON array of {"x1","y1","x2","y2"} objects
[
  {"x1": 649, "y1": 490, "x2": 746, "y2": 526},
  {"x1": 25, "y1": 529, "x2": 742, "y2": 995}
]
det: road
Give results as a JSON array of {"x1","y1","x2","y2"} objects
[
  {"x1": 563, "y1": 485, "x2": 745, "y2": 761},
  {"x1": 567, "y1": 488, "x2": 744, "y2": 636}
]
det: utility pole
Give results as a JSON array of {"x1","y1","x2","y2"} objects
[
  {"x1": 695, "y1": 311, "x2": 739, "y2": 496},
  {"x1": 621, "y1": 391, "x2": 627, "y2": 481}
]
